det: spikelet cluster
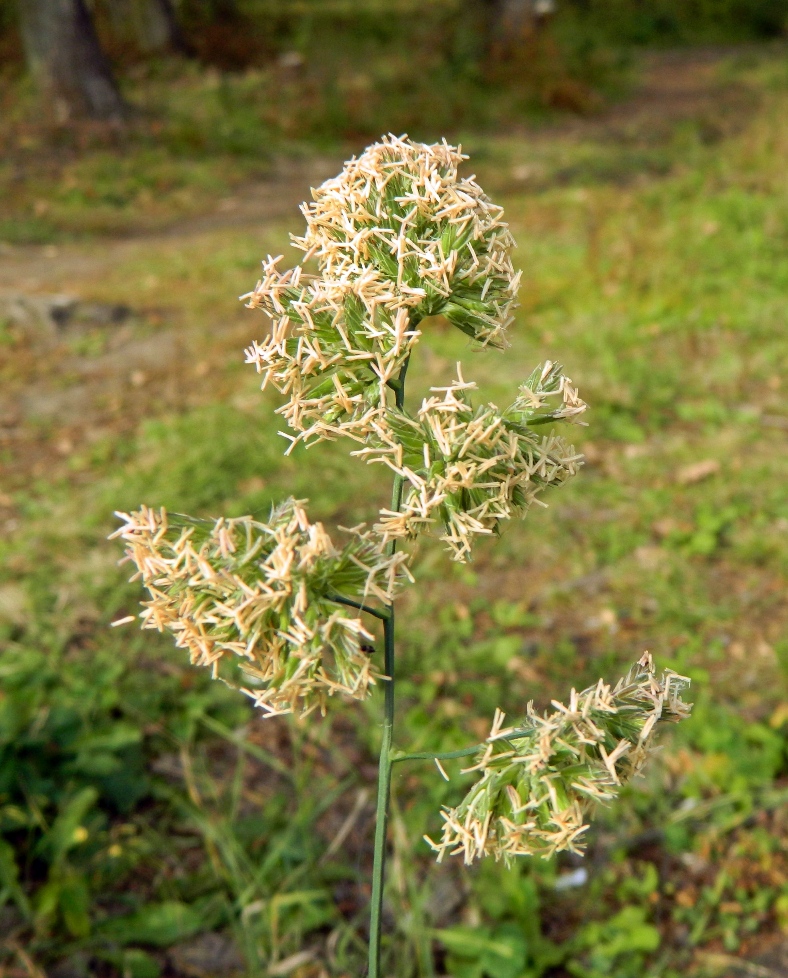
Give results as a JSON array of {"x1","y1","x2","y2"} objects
[
  {"x1": 427, "y1": 654, "x2": 691, "y2": 863},
  {"x1": 112, "y1": 499, "x2": 411, "y2": 717},
  {"x1": 357, "y1": 361, "x2": 587, "y2": 560},
  {"x1": 243, "y1": 134, "x2": 520, "y2": 450}
]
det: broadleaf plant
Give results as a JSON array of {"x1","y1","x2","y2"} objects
[{"x1": 113, "y1": 135, "x2": 691, "y2": 974}]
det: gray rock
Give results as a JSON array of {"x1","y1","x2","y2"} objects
[
  {"x1": 0, "y1": 292, "x2": 131, "y2": 344},
  {"x1": 167, "y1": 933, "x2": 245, "y2": 978},
  {"x1": 47, "y1": 952, "x2": 92, "y2": 978},
  {"x1": 0, "y1": 292, "x2": 75, "y2": 340},
  {"x1": 755, "y1": 940, "x2": 788, "y2": 973},
  {"x1": 65, "y1": 302, "x2": 131, "y2": 329}
]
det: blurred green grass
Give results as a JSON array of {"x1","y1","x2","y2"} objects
[{"x1": 2, "y1": 44, "x2": 788, "y2": 978}]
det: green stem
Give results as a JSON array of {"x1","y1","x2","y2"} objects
[
  {"x1": 328, "y1": 593, "x2": 391, "y2": 622},
  {"x1": 368, "y1": 357, "x2": 409, "y2": 978},
  {"x1": 368, "y1": 611, "x2": 395, "y2": 977}
]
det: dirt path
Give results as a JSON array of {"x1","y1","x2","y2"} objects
[
  {"x1": 564, "y1": 46, "x2": 756, "y2": 135},
  {"x1": 0, "y1": 155, "x2": 343, "y2": 292},
  {"x1": 0, "y1": 47, "x2": 756, "y2": 288}
]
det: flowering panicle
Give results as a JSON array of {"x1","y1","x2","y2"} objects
[
  {"x1": 112, "y1": 499, "x2": 411, "y2": 717},
  {"x1": 427, "y1": 654, "x2": 691, "y2": 863},
  {"x1": 113, "y1": 137, "x2": 691, "y2": 968},
  {"x1": 356, "y1": 361, "x2": 587, "y2": 560},
  {"x1": 243, "y1": 135, "x2": 521, "y2": 450}
]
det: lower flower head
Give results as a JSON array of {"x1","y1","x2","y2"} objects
[
  {"x1": 426, "y1": 653, "x2": 691, "y2": 863},
  {"x1": 111, "y1": 499, "x2": 411, "y2": 717}
]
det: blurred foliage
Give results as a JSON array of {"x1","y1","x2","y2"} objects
[
  {"x1": 556, "y1": 0, "x2": 788, "y2": 46},
  {"x1": 1, "y1": 0, "x2": 787, "y2": 243},
  {"x1": 1, "y1": 0, "x2": 786, "y2": 145}
]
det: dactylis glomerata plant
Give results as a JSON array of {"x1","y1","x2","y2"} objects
[{"x1": 113, "y1": 136, "x2": 691, "y2": 975}]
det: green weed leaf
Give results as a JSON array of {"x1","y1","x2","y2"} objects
[
  {"x1": 98, "y1": 901, "x2": 204, "y2": 946},
  {"x1": 0, "y1": 837, "x2": 31, "y2": 919},
  {"x1": 435, "y1": 924, "x2": 528, "y2": 978},
  {"x1": 59, "y1": 873, "x2": 91, "y2": 937},
  {"x1": 37, "y1": 788, "x2": 98, "y2": 867}
]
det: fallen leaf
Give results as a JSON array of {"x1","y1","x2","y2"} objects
[
  {"x1": 267, "y1": 950, "x2": 315, "y2": 976},
  {"x1": 770, "y1": 704, "x2": 788, "y2": 729},
  {"x1": 676, "y1": 459, "x2": 720, "y2": 485},
  {"x1": 168, "y1": 933, "x2": 244, "y2": 978},
  {"x1": 634, "y1": 545, "x2": 667, "y2": 570}
]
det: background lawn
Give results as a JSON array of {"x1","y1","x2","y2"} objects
[{"x1": 1, "y1": 7, "x2": 788, "y2": 976}]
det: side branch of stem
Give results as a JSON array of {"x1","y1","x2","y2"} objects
[
  {"x1": 327, "y1": 593, "x2": 390, "y2": 621},
  {"x1": 390, "y1": 725, "x2": 536, "y2": 766},
  {"x1": 390, "y1": 744, "x2": 483, "y2": 764}
]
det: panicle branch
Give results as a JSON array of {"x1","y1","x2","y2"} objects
[
  {"x1": 356, "y1": 361, "x2": 587, "y2": 560},
  {"x1": 426, "y1": 653, "x2": 691, "y2": 863},
  {"x1": 111, "y1": 499, "x2": 412, "y2": 718}
]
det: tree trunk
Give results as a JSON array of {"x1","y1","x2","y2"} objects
[
  {"x1": 499, "y1": 0, "x2": 534, "y2": 29},
  {"x1": 105, "y1": 0, "x2": 192, "y2": 56},
  {"x1": 19, "y1": 0, "x2": 127, "y2": 123},
  {"x1": 150, "y1": 0, "x2": 192, "y2": 55},
  {"x1": 484, "y1": 0, "x2": 557, "y2": 41},
  {"x1": 482, "y1": 0, "x2": 555, "y2": 67},
  {"x1": 487, "y1": 0, "x2": 537, "y2": 41}
]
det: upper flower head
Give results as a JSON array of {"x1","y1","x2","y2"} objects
[{"x1": 243, "y1": 135, "x2": 520, "y2": 450}]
